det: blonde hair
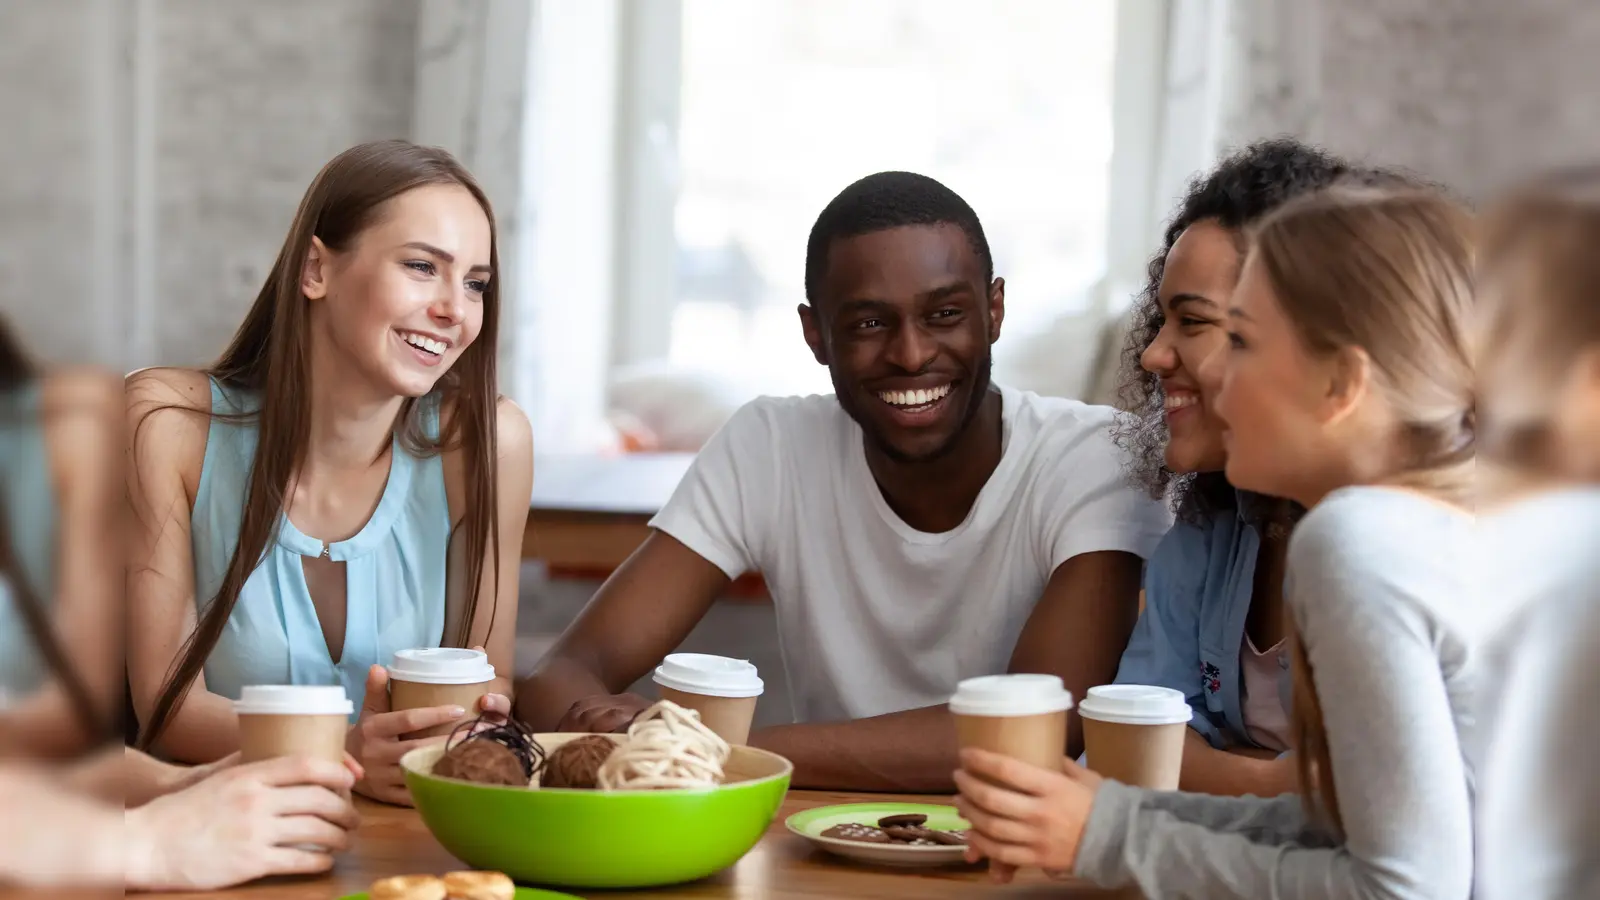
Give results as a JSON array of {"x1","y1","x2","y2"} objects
[
  {"x1": 1249, "y1": 184, "x2": 1476, "y2": 835},
  {"x1": 1476, "y1": 166, "x2": 1600, "y2": 474}
]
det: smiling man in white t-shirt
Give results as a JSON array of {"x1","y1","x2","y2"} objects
[{"x1": 517, "y1": 172, "x2": 1171, "y2": 791}]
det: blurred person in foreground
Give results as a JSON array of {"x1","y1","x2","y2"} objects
[
  {"x1": 0, "y1": 316, "x2": 120, "y2": 757},
  {"x1": 0, "y1": 314, "x2": 362, "y2": 891},
  {"x1": 1474, "y1": 167, "x2": 1600, "y2": 900}
]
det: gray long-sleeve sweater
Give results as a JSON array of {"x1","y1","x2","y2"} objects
[
  {"x1": 1075, "y1": 486, "x2": 1478, "y2": 900},
  {"x1": 1475, "y1": 488, "x2": 1600, "y2": 900}
]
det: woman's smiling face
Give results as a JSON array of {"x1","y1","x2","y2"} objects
[{"x1": 1139, "y1": 219, "x2": 1243, "y2": 475}]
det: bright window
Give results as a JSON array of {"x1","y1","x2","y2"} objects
[{"x1": 667, "y1": 0, "x2": 1120, "y2": 399}]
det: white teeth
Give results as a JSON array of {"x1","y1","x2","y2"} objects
[
  {"x1": 877, "y1": 384, "x2": 952, "y2": 408},
  {"x1": 1164, "y1": 394, "x2": 1198, "y2": 411},
  {"x1": 403, "y1": 332, "x2": 446, "y2": 355}
]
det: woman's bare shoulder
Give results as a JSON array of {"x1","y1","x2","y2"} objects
[
  {"x1": 123, "y1": 367, "x2": 213, "y2": 495},
  {"x1": 124, "y1": 366, "x2": 212, "y2": 417}
]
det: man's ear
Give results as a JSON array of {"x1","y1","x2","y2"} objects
[
  {"x1": 302, "y1": 236, "x2": 332, "y2": 301},
  {"x1": 1320, "y1": 344, "x2": 1372, "y2": 427},
  {"x1": 799, "y1": 302, "x2": 828, "y2": 365},
  {"x1": 988, "y1": 277, "x2": 1006, "y2": 343}
]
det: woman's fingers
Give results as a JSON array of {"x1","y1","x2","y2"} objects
[
  {"x1": 960, "y1": 748, "x2": 1059, "y2": 795},
  {"x1": 477, "y1": 693, "x2": 512, "y2": 717},
  {"x1": 248, "y1": 755, "x2": 356, "y2": 792},
  {"x1": 954, "y1": 797, "x2": 1039, "y2": 846},
  {"x1": 272, "y1": 815, "x2": 352, "y2": 853},
  {"x1": 988, "y1": 860, "x2": 1020, "y2": 885},
  {"x1": 363, "y1": 705, "x2": 466, "y2": 741},
  {"x1": 262, "y1": 846, "x2": 338, "y2": 878},
  {"x1": 967, "y1": 831, "x2": 1036, "y2": 870},
  {"x1": 268, "y1": 785, "x2": 359, "y2": 829},
  {"x1": 953, "y1": 769, "x2": 1040, "y2": 821}
]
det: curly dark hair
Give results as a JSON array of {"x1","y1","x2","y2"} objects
[{"x1": 1111, "y1": 138, "x2": 1418, "y2": 525}]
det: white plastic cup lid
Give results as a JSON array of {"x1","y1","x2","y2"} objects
[
  {"x1": 387, "y1": 648, "x2": 496, "y2": 685},
  {"x1": 1077, "y1": 684, "x2": 1191, "y2": 725},
  {"x1": 948, "y1": 674, "x2": 1075, "y2": 717},
  {"x1": 234, "y1": 685, "x2": 353, "y2": 716},
  {"x1": 652, "y1": 653, "x2": 764, "y2": 699}
]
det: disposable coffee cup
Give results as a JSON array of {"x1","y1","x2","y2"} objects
[
  {"x1": 651, "y1": 653, "x2": 764, "y2": 745},
  {"x1": 1078, "y1": 684, "x2": 1190, "y2": 790},
  {"x1": 949, "y1": 674, "x2": 1074, "y2": 775},
  {"x1": 234, "y1": 684, "x2": 353, "y2": 765},
  {"x1": 388, "y1": 648, "x2": 496, "y2": 738},
  {"x1": 234, "y1": 685, "x2": 354, "y2": 853}
]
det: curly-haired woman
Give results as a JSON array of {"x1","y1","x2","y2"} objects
[{"x1": 1107, "y1": 139, "x2": 1409, "y2": 797}]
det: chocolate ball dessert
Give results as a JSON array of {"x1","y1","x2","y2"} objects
[
  {"x1": 433, "y1": 739, "x2": 528, "y2": 786},
  {"x1": 541, "y1": 735, "x2": 618, "y2": 789},
  {"x1": 432, "y1": 715, "x2": 547, "y2": 786}
]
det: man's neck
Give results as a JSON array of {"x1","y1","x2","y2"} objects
[{"x1": 863, "y1": 386, "x2": 1005, "y2": 533}]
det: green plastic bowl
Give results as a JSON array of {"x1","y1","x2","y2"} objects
[{"x1": 400, "y1": 734, "x2": 792, "y2": 889}]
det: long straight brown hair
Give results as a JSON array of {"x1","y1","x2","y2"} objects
[
  {"x1": 1249, "y1": 185, "x2": 1476, "y2": 835},
  {"x1": 135, "y1": 140, "x2": 503, "y2": 750},
  {"x1": 0, "y1": 316, "x2": 111, "y2": 744}
]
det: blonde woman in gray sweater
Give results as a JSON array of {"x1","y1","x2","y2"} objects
[
  {"x1": 954, "y1": 184, "x2": 1479, "y2": 899},
  {"x1": 1474, "y1": 168, "x2": 1600, "y2": 900}
]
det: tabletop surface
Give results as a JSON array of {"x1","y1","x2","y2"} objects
[
  {"x1": 141, "y1": 790, "x2": 1120, "y2": 900},
  {"x1": 528, "y1": 453, "x2": 696, "y2": 516}
]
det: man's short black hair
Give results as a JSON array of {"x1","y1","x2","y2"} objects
[{"x1": 804, "y1": 171, "x2": 993, "y2": 305}]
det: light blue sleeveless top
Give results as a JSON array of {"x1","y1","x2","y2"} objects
[
  {"x1": 193, "y1": 378, "x2": 453, "y2": 720},
  {"x1": 0, "y1": 383, "x2": 57, "y2": 700}
]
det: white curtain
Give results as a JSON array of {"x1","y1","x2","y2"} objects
[{"x1": 1083, "y1": 0, "x2": 1324, "y2": 407}]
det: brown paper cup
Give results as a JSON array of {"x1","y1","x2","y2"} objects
[
  {"x1": 658, "y1": 685, "x2": 758, "y2": 745},
  {"x1": 953, "y1": 709, "x2": 1069, "y2": 774},
  {"x1": 237, "y1": 712, "x2": 349, "y2": 765},
  {"x1": 1081, "y1": 717, "x2": 1187, "y2": 790},
  {"x1": 1077, "y1": 684, "x2": 1192, "y2": 792},
  {"x1": 651, "y1": 654, "x2": 764, "y2": 745},
  {"x1": 233, "y1": 685, "x2": 356, "y2": 854},
  {"x1": 948, "y1": 674, "x2": 1076, "y2": 781},
  {"x1": 389, "y1": 679, "x2": 492, "y2": 738}
]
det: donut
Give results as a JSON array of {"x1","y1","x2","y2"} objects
[
  {"x1": 441, "y1": 870, "x2": 515, "y2": 900},
  {"x1": 370, "y1": 875, "x2": 447, "y2": 900}
]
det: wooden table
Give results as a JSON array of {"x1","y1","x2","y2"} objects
[{"x1": 145, "y1": 792, "x2": 1118, "y2": 899}]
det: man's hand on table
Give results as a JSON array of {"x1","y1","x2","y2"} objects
[
  {"x1": 556, "y1": 692, "x2": 654, "y2": 733},
  {"x1": 125, "y1": 754, "x2": 362, "y2": 892}
]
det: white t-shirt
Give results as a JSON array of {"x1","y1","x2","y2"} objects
[{"x1": 648, "y1": 385, "x2": 1172, "y2": 724}]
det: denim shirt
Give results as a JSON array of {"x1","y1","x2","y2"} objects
[{"x1": 1113, "y1": 499, "x2": 1291, "y2": 750}]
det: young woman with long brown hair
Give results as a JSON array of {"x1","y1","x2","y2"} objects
[
  {"x1": 1473, "y1": 168, "x2": 1600, "y2": 900},
  {"x1": 953, "y1": 185, "x2": 1479, "y2": 899},
  {"x1": 126, "y1": 140, "x2": 532, "y2": 806}
]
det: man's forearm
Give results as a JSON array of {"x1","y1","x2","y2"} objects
[
  {"x1": 1176, "y1": 731, "x2": 1297, "y2": 797},
  {"x1": 748, "y1": 705, "x2": 959, "y2": 793},
  {"x1": 515, "y1": 656, "x2": 613, "y2": 731}
]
